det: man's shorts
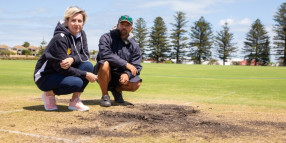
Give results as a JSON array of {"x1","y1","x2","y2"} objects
[{"x1": 93, "y1": 60, "x2": 142, "y2": 91}]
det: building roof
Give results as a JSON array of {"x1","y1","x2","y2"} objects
[
  {"x1": 0, "y1": 45, "x2": 10, "y2": 48},
  {"x1": 13, "y1": 45, "x2": 25, "y2": 49},
  {"x1": 28, "y1": 46, "x2": 39, "y2": 49}
]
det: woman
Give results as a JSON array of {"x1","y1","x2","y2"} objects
[{"x1": 34, "y1": 6, "x2": 97, "y2": 111}]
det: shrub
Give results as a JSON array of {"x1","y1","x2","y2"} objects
[
  {"x1": 231, "y1": 61, "x2": 240, "y2": 65},
  {"x1": 0, "y1": 49, "x2": 14, "y2": 56},
  {"x1": 208, "y1": 59, "x2": 219, "y2": 65},
  {"x1": 21, "y1": 49, "x2": 31, "y2": 55},
  {"x1": 164, "y1": 60, "x2": 173, "y2": 64}
]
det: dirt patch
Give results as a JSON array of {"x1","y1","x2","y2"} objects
[
  {"x1": 61, "y1": 103, "x2": 286, "y2": 140},
  {"x1": 29, "y1": 98, "x2": 286, "y2": 141}
]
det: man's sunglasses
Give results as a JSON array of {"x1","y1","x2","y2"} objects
[{"x1": 120, "y1": 16, "x2": 132, "y2": 22}]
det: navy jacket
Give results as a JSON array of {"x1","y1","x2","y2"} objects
[
  {"x1": 34, "y1": 21, "x2": 89, "y2": 84},
  {"x1": 97, "y1": 29, "x2": 142, "y2": 81}
]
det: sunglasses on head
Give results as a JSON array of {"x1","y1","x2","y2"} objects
[{"x1": 120, "y1": 16, "x2": 132, "y2": 22}]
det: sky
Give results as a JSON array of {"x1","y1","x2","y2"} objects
[{"x1": 0, "y1": 0, "x2": 285, "y2": 61}]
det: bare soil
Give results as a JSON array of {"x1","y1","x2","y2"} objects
[
  {"x1": 61, "y1": 102, "x2": 286, "y2": 141},
  {"x1": 1, "y1": 98, "x2": 286, "y2": 142}
]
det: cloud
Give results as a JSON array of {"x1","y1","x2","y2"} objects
[
  {"x1": 218, "y1": 17, "x2": 252, "y2": 26},
  {"x1": 0, "y1": 24, "x2": 53, "y2": 46},
  {"x1": 217, "y1": 17, "x2": 252, "y2": 33},
  {"x1": 140, "y1": 0, "x2": 236, "y2": 18},
  {"x1": 239, "y1": 18, "x2": 251, "y2": 25},
  {"x1": 16, "y1": 8, "x2": 49, "y2": 15},
  {"x1": 219, "y1": 18, "x2": 234, "y2": 25}
]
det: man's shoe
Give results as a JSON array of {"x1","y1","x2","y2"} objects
[
  {"x1": 100, "y1": 95, "x2": 111, "y2": 107},
  {"x1": 111, "y1": 90, "x2": 125, "y2": 103},
  {"x1": 68, "y1": 98, "x2": 89, "y2": 111},
  {"x1": 42, "y1": 93, "x2": 58, "y2": 111}
]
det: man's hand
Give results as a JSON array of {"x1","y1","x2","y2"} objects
[
  {"x1": 86, "y1": 72, "x2": 98, "y2": 83},
  {"x1": 119, "y1": 73, "x2": 129, "y2": 85},
  {"x1": 126, "y1": 63, "x2": 137, "y2": 76},
  {"x1": 60, "y1": 57, "x2": 74, "y2": 69}
]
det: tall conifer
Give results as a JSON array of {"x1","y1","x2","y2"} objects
[
  {"x1": 170, "y1": 11, "x2": 188, "y2": 64},
  {"x1": 148, "y1": 17, "x2": 169, "y2": 63}
]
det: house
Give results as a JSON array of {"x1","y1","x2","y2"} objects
[
  {"x1": 0, "y1": 45, "x2": 16, "y2": 55},
  {"x1": 240, "y1": 58, "x2": 266, "y2": 66},
  {"x1": 90, "y1": 53, "x2": 98, "y2": 61},
  {"x1": 27, "y1": 46, "x2": 39, "y2": 56},
  {"x1": 0, "y1": 45, "x2": 10, "y2": 50},
  {"x1": 12, "y1": 45, "x2": 25, "y2": 55}
]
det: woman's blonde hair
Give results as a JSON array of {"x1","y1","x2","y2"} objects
[{"x1": 64, "y1": 6, "x2": 87, "y2": 24}]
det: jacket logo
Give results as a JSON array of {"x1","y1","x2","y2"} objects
[{"x1": 67, "y1": 48, "x2": 71, "y2": 55}]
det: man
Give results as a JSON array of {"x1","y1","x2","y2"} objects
[{"x1": 94, "y1": 15, "x2": 142, "y2": 107}]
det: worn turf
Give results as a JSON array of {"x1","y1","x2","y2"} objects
[{"x1": 0, "y1": 60, "x2": 286, "y2": 142}]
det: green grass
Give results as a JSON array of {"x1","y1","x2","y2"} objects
[{"x1": 1, "y1": 60, "x2": 286, "y2": 109}]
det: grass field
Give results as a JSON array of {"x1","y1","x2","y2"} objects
[{"x1": 0, "y1": 60, "x2": 286, "y2": 142}]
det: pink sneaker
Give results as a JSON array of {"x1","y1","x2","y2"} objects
[
  {"x1": 68, "y1": 98, "x2": 89, "y2": 111},
  {"x1": 42, "y1": 93, "x2": 58, "y2": 111}
]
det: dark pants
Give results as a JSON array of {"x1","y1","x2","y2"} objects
[{"x1": 38, "y1": 62, "x2": 93, "y2": 95}]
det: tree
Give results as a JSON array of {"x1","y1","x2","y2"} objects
[
  {"x1": 38, "y1": 39, "x2": 47, "y2": 56},
  {"x1": 262, "y1": 39, "x2": 271, "y2": 62},
  {"x1": 243, "y1": 19, "x2": 270, "y2": 66},
  {"x1": 215, "y1": 22, "x2": 237, "y2": 65},
  {"x1": 133, "y1": 17, "x2": 148, "y2": 59},
  {"x1": 38, "y1": 48, "x2": 44, "y2": 56},
  {"x1": 22, "y1": 49, "x2": 31, "y2": 55},
  {"x1": 90, "y1": 50, "x2": 98, "y2": 55},
  {"x1": 22, "y1": 41, "x2": 30, "y2": 48},
  {"x1": 170, "y1": 11, "x2": 189, "y2": 64},
  {"x1": 148, "y1": 17, "x2": 170, "y2": 63},
  {"x1": 273, "y1": 2, "x2": 286, "y2": 66},
  {"x1": 189, "y1": 16, "x2": 213, "y2": 64},
  {"x1": 40, "y1": 39, "x2": 47, "y2": 47}
]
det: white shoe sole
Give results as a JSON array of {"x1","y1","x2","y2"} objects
[{"x1": 68, "y1": 106, "x2": 89, "y2": 111}]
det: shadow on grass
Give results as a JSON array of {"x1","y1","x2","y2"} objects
[
  {"x1": 23, "y1": 105, "x2": 72, "y2": 112},
  {"x1": 81, "y1": 99, "x2": 100, "y2": 105},
  {"x1": 27, "y1": 98, "x2": 134, "y2": 112},
  {"x1": 82, "y1": 99, "x2": 134, "y2": 107}
]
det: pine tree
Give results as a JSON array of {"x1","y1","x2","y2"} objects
[
  {"x1": 215, "y1": 22, "x2": 237, "y2": 65},
  {"x1": 262, "y1": 39, "x2": 271, "y2": 62},
  {"x1": 40, "y1": 38, "x2": 47, "y2": 47},
  {"x1": 38, "y1": 38, "x2": 47, "y2": 56},
  {"x1": 243, "y1": 19, "x2": 270, "y2": 66},
  {"x1": 170, "y1": 11, "x2": 189, "y2": 64},
  {"x1": 273, "y1": 2, "x2": 286, "y2": 66},
  {"x1": 190, "y1": 16, "x2": 213, "y2": 64},
  {"x1": 148, "y1": 17, "x2": 170, "y2": 63},
  {"x1": 133, "y1": 17, "x2": 148, "y2": 59}
]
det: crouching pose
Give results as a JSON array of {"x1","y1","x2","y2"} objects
[
  {"x1": 94, "y1": 15, "x2": 142, "y2": 107},
  {"x1": 34, "y1": 6, "x2": 97, "y2": 111}
]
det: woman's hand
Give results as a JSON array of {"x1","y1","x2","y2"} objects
[
  {"x1": 119, "y1": 73, "x2": 129, "y2": 85},
  {"x1": 60, "y1": 57, "x2": 74, "y2": 69},
  {"x1": 86, "y1": 72, "x2": 98, "y2": 83}
]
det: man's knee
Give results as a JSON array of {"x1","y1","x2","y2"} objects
[
  {"x1": 130, "y1": 82, "x2": 141, "y2": 92},
  {"x1": 98, "y1": 61, "x2": 111, "y2": 82},
  {"x1": 99, "y1": 61, "x2": 110, "y2": 72}
]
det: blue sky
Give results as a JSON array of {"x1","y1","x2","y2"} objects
[{"x1": 0, "y1": 0, "x2": 285, "y2": 61}]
